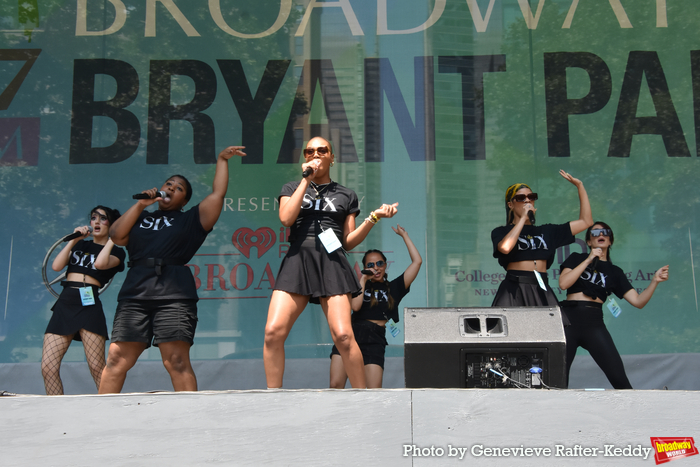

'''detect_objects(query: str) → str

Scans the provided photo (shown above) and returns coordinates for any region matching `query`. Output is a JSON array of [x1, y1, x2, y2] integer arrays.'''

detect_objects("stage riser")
[[2, 389, 698, 466]]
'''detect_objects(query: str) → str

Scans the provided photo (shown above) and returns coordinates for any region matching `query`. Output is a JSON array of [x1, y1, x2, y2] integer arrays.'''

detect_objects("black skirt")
[[45, 285, 109, 340], [275, 236, 361, 304], [492, 271, 569, 325], [491, 270, 560, 307]]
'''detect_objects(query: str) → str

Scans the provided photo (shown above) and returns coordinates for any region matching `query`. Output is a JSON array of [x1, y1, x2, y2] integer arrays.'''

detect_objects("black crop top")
[[65, 240, 126, 286], [491, 223, 574, 269], [560, 252, 633, 301], [352, 273, 410, 323]]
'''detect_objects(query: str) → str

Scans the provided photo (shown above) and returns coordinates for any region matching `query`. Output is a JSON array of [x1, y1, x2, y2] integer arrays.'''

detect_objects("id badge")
[[533, 270, 547, 291], [388, 319, 400, 338], [318, 228, 342, 253], [606, 297, 622, 318], [79, 287, 96, 306]]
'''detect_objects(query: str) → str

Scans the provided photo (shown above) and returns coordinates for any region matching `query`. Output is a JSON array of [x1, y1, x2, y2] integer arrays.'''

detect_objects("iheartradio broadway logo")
[[232, 227, 278, 259], [650, 437, 698, 464]]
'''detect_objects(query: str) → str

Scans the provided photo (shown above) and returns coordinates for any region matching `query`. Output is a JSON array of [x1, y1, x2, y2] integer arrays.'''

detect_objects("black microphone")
[[63, 226, 92, 242], [586, 256, 599, 273], [133, 191, 167, 200], [302, 167, 313, 178], [527, 211, 536, 225], [361, 269, 373, 275]]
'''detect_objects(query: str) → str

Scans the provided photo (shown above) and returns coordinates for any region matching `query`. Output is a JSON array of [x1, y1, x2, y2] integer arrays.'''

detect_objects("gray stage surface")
[[2, 388, 698, 466]]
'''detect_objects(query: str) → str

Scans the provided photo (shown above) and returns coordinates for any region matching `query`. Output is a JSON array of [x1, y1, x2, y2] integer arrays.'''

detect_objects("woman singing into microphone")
[[559, 222, 669, 388], [491, 170, 593, 308], [99, 146, 245, 393], [264, 136, 398, 389], [42, 206, 125, 395]]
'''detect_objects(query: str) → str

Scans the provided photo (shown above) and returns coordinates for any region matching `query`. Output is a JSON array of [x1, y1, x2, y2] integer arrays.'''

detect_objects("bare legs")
[[99, 341, 147, 394], [264, 290, 366, 389], [330, 356, 384, 389], [263, 291, 308, 388], [99, 340, 196, 393]]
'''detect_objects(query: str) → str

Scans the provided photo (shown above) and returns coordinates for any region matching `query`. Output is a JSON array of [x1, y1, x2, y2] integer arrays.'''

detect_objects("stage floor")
[[2, 387, 698, 466]]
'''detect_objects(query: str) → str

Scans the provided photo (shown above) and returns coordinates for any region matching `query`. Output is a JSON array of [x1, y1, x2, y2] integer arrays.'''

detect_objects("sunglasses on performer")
[[590, 228, 612, 237], [365, 261, 385, 269], [303, 146, 330, 156], [511, 193, 538, 202]]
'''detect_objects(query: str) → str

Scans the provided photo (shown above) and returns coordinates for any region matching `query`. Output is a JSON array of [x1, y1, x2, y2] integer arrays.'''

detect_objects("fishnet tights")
[[41, 330, 106, 395]]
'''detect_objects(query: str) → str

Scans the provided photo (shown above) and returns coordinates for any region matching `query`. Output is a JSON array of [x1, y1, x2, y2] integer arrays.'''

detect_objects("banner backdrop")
[[1, 0, 698, 366]]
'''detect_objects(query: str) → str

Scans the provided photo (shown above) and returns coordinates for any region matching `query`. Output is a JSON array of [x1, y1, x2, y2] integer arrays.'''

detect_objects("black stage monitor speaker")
[[404, 307, 566, 389]]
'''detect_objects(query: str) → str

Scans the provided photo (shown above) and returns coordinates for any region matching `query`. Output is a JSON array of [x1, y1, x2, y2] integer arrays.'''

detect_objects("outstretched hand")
[[560, 169, 583, 188], [373, 202, 399, 219], [220, 146, 246, 160], [392, 224, 408, 238]]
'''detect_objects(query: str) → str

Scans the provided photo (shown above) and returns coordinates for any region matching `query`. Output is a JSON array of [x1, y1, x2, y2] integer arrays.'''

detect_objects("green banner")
[[0, 0, 697, 365]]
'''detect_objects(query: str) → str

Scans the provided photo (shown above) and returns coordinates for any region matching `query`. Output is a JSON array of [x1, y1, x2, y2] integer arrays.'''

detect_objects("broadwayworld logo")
[[651, 437, 698, 465]]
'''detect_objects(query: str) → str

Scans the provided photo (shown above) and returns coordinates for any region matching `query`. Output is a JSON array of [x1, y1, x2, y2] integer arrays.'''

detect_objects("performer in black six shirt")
[[491, 170, 593, 310], [329, 224, 422, 388], [264, 136, 398, 389], [42, 205, 125, 395], [559, 222, 669, 388], [99, 146, 245, 393]]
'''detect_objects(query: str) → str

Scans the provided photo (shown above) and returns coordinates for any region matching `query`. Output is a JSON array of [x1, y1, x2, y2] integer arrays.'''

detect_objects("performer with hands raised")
[[491, 170, 593, 308], [42, 206, 125, 395], [559, 222, 669, 388], [264, 137, 397, 389], [99, 146, 245, 393], [329, 224, 422, 388]]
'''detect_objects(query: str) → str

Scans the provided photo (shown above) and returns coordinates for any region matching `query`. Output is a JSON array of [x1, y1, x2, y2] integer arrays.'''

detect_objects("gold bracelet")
[[370, 211, 379, 223]]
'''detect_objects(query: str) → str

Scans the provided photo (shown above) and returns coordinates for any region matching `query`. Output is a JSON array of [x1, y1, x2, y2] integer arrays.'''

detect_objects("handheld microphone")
[[586, 256, 599, 273], [302, 167, 313, 178], [63, 226, 92, 242], [527, 211, 536, 225], [361, 269, 373, 275], [133, 191, 167, 200]]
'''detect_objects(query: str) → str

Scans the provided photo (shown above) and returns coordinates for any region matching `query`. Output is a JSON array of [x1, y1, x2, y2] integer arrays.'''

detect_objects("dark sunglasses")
[[511, 193, 538, 202], [590, 228, 612, 237], [303, 146, 330, 156], [365, 261, 385, 269]]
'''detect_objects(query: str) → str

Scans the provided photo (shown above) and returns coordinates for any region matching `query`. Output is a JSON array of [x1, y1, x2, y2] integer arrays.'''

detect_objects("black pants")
[[561, 300, 632, 389]]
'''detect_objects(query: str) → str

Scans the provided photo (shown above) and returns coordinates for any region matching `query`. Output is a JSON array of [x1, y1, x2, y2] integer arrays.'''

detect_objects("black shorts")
[[330, 320, 388, 368], [111, 299, 198, 348]]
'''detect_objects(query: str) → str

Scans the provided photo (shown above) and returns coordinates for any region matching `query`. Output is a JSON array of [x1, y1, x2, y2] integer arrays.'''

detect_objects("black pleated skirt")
[[45, 285, 109, 340], [491, 270, 560, 307], [275, 237, 361, 304]]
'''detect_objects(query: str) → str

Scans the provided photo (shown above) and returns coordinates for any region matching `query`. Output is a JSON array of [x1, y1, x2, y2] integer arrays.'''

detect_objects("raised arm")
[[109, 194, 157, 246], [496, 213, 528, 255], [623, 265, 669, 308], [51, 226, 90, 271], [94, 239, 122, 270], [559, 248, 603, 290], [560, 170, 593, 236], [392, 225, 422, 288], [344, 203, 398, 251], [199, 146, 246, 231]]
